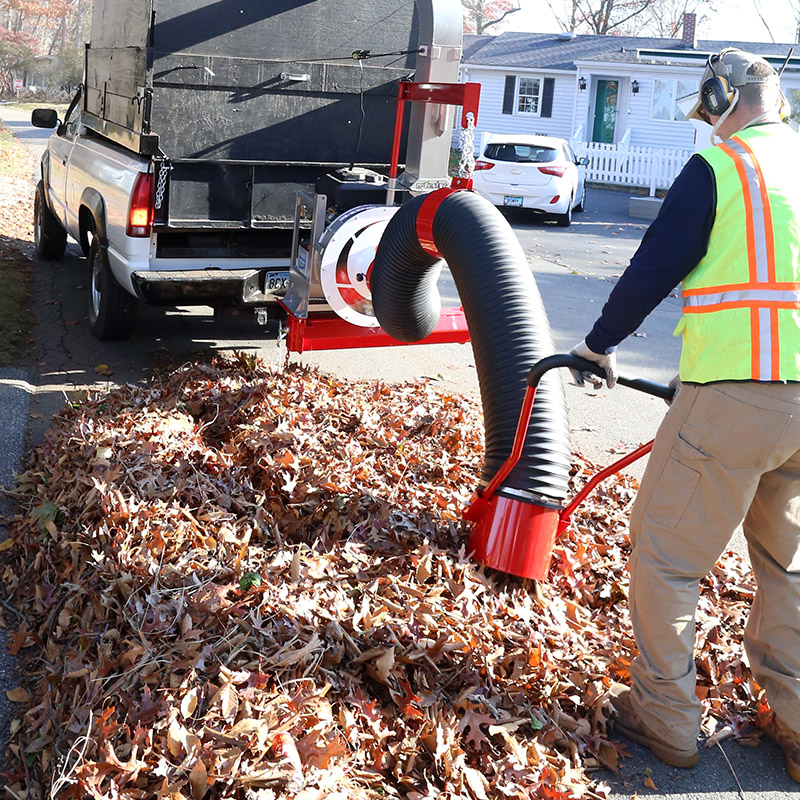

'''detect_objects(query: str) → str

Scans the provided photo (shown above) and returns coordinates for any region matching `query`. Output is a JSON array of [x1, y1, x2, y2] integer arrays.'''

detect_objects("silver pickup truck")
[[32, 89, 293, 341]]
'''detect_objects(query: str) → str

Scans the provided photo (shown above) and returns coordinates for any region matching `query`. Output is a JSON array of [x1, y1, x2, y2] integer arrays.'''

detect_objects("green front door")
[[592, 79, 619, 143]]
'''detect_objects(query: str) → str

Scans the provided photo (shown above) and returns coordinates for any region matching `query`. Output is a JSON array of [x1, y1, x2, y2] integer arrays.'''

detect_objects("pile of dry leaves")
[[1, 355, 761, 799]]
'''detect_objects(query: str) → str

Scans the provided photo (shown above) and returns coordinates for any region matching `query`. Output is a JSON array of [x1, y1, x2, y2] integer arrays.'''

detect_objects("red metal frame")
[[465, 382, 654, 579], [279, 303, 470, 354], [389, 81, 481, 191], [468, 495, 560, 581]]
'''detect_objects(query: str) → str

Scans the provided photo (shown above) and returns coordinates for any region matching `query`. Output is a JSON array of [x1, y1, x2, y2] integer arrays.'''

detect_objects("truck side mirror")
[[31, 108, 58, 129]]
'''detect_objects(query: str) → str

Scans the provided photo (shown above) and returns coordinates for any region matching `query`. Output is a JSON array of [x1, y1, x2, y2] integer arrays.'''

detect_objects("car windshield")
[[484, 144, 558, 163]]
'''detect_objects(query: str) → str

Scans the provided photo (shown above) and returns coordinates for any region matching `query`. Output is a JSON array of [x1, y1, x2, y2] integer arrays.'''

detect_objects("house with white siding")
[[458, 14, 800, 192]]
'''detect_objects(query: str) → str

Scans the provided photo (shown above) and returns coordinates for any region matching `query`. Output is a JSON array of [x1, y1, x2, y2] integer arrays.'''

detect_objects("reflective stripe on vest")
[[681, 126, 800, 382]]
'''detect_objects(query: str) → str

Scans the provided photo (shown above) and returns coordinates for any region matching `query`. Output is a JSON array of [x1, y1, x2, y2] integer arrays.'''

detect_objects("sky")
[[504, 1, 799, 44]]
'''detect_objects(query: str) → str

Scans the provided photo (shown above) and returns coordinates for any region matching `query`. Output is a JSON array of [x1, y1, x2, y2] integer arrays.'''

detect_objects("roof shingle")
[[462, 32, 800, 72]]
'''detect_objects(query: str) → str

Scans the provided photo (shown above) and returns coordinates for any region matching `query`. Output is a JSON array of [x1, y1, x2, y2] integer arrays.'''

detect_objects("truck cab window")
[[61, 90, 82, 139]]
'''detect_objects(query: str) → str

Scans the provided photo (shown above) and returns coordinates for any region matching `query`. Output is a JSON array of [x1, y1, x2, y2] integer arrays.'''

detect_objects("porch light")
[[579, 76, 587, 91], [631, 79, 640, 95]]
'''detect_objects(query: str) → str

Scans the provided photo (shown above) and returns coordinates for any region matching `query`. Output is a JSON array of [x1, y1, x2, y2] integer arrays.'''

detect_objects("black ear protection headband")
[[700, 53, 737, 118]]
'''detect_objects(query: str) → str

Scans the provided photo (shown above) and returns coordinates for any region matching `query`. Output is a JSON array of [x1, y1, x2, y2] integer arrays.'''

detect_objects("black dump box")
[[84, 0, 418, 227]]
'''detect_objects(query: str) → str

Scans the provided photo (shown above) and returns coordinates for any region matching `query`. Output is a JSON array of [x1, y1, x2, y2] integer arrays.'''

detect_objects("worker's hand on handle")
[[569, 340, 618, 389], [665, 374, 682, 406]]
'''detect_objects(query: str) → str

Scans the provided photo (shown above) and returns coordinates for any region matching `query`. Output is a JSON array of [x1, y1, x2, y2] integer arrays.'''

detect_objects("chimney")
[[682, 12, 697, 49]]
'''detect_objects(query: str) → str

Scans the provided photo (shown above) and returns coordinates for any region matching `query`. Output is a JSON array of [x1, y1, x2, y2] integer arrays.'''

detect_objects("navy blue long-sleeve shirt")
[[585, 155, 716, 355]]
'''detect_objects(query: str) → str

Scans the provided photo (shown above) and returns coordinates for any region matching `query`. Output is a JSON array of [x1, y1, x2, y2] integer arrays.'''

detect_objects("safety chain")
[[458, 112, 476, 179], [154, 160, 173, 211]]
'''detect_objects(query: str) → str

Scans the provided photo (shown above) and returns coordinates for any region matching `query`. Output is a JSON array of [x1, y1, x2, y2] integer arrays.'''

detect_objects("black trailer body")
[[84, 0, 418, 227]]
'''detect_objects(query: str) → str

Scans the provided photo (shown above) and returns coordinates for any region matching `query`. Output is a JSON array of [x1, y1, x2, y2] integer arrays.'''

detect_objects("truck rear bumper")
[[131, 268, 287, 307]]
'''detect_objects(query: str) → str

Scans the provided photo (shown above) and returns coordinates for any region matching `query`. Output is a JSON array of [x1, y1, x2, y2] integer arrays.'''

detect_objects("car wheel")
[[575, 185, 586, 213], [34, 181, 67, 261], [87, 239, 137, 340], [556, 198, 573, 227]]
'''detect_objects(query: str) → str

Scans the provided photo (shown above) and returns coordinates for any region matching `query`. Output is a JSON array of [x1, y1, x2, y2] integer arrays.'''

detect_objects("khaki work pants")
[[628, 381, 800, 748]]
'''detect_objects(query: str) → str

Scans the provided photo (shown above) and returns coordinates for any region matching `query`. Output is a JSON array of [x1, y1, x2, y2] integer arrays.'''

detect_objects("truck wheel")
[[34, 181, 67, 261], [87, 240, 137, 340]]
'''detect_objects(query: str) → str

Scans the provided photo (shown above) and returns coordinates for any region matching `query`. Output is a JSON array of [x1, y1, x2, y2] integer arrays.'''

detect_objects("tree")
[[544, 0, 655, 34], [0, 26, 36, 92], [543, 0, 713, 36], [628, 0, 715, 37], [462, 0, 522, 34], [0, 0, 90, 95]]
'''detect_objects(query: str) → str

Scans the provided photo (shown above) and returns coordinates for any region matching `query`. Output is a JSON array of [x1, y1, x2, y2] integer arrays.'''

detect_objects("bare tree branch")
[[545, 0, 714, 36], [751, 0, 777, 42], [462, 0, 522, 34]]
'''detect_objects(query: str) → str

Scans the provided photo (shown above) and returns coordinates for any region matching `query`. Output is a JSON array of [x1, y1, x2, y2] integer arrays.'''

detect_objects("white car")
[[471, 134, 588, 226]]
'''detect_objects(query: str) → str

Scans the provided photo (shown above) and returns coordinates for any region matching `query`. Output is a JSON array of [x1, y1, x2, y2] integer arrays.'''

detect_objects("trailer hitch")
[[465, 354, 675, 579]]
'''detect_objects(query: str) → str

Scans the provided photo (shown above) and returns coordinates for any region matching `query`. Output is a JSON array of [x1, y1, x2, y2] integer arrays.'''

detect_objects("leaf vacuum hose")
[[371, 189, 571, 506]]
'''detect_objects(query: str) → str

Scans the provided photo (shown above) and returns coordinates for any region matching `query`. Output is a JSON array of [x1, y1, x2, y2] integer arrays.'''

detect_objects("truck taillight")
[[127, 172, 154, 237]]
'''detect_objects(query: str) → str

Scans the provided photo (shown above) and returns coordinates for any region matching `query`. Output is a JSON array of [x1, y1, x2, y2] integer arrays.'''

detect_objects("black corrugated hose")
[[371, 190, 571, 503]]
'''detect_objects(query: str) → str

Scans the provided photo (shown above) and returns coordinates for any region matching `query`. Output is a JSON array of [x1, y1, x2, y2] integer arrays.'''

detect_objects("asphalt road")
[[0, 104, 796, 797]]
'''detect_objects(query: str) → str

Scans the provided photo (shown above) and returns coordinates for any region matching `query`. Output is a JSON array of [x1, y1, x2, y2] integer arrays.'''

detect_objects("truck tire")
[[87, 240, 137, 340], [34, 181, 67, 261]]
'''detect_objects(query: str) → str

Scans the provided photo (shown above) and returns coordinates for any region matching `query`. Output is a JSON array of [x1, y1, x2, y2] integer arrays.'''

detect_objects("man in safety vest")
[[571, 48, 800, 782]]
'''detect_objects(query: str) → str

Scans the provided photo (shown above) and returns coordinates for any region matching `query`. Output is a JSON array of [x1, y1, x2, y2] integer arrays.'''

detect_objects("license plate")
[[266, 271, 290, 292], [504, 196, 523, 207]]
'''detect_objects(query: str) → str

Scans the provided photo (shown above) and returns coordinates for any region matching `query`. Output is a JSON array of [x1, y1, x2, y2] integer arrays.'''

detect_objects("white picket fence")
[[572, 140, 693, 196]]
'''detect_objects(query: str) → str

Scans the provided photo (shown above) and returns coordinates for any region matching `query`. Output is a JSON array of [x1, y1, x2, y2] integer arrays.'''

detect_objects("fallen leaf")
[[6, 687, 29, 703]]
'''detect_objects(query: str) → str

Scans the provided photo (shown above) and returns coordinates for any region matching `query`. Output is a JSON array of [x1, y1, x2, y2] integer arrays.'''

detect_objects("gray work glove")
[[569, 340, 618, 389], [665, 374, 682, 406]]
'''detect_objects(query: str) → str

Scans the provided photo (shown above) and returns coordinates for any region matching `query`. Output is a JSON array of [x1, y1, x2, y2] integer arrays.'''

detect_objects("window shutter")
[[541, 77, 555, 118], [502, 75, 516, 114]]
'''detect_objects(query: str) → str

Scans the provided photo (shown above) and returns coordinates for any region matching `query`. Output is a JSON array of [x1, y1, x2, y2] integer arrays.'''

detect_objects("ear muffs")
[[700, 75, 736, 117]]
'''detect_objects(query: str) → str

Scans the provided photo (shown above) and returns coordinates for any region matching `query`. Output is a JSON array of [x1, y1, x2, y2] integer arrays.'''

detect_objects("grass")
[[0, 119, 35, 365], [0, 256, 33, 367], [2, 100, 69, 114]]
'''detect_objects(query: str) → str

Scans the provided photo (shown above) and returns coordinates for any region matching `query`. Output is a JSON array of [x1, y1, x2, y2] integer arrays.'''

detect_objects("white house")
[[458, 14, 800, 192]]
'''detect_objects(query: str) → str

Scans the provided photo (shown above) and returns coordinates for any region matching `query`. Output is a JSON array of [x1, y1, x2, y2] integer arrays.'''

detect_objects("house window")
[[651, 79, 696, 121], [517, 77, 542, 114], [503, 75, 555, 118]]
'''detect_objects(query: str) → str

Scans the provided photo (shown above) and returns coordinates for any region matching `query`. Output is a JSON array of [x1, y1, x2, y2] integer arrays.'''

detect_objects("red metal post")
[[555, 440, 654, 537], [463, 386, 537, 522]]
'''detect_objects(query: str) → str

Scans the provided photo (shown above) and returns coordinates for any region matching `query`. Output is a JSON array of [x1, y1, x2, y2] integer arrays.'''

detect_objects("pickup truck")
[[32, 89, 292, 340]]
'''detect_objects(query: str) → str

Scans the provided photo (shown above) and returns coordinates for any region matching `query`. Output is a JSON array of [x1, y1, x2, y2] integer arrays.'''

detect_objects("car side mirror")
[[31, 108, 58, 129], [577, 157, 589, 166]]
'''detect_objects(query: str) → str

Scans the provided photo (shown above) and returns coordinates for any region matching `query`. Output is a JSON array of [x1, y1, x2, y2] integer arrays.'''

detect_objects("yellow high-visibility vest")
[[676, 123, 800, 382]]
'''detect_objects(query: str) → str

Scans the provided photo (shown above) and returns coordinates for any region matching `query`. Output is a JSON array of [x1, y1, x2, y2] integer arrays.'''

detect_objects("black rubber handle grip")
[[526, 354, 675, 402]]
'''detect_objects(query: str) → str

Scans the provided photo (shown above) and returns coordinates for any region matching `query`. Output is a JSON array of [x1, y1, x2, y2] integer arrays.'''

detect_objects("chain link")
[[154, 160, 172, 210], [458, 112, 476, 179]]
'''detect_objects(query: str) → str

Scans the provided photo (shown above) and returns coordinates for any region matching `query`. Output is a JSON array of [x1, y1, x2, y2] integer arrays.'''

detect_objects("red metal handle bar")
[[471, 356, 673, 510], [555, 439, 653, 538]]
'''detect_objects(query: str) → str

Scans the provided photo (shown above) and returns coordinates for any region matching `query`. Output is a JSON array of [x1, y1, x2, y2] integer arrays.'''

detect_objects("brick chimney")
[[682, 12, 697, 49]]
